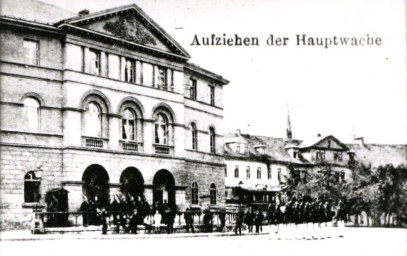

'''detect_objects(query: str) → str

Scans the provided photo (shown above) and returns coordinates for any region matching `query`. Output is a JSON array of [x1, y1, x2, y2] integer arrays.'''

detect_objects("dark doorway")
[[153, 169, 175, 209], [120, 167, 144, 200], [82, 164, 110, 207]]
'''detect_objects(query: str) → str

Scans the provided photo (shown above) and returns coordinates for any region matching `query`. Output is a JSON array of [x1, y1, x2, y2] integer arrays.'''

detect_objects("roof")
[[298, 134, 349, 150], [0, 0, 75, 25], [223, 132, 305, 165], [56, 4, 190, 59], [185, 63, 229, 85], [347, 143, 407, 168]]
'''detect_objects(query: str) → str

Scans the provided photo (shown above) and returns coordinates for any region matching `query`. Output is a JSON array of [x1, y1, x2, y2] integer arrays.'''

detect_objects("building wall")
[[224, 159, 270, 187], [0, 145, 63, 230]]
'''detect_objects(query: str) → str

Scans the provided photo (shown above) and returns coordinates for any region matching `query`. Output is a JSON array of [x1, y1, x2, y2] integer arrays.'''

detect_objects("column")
[[109, 115, 120, 150]]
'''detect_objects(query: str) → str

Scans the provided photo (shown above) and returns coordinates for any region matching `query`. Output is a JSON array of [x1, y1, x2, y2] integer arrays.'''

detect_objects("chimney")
[[236, 129, 241, 135], [79, 9, 90, 16], [317, 133, 321, 138]]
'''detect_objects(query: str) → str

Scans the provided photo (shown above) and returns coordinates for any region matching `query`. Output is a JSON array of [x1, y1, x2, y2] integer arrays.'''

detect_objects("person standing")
[[245, 209, 254, 233], [219, 209, 226, 232], [128, 208, 139, 234], [235, 210, 244, 236], [255, 210, 264, 234], [203, 209, 213, 233], [99, 207, 108, 235], [184, 208, 194, 233], [268, 201, 276, 225], [154, 210, 162, 234], [165, 205, 175, 234], [80, 197, 90, 227]]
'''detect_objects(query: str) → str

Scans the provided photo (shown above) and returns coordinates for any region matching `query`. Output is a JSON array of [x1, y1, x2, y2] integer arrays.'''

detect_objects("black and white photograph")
[[0, 0, 406, 255]]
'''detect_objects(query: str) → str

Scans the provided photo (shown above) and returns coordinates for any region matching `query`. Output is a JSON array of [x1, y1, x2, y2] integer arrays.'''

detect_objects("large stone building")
[[0, 0, 229, 230]]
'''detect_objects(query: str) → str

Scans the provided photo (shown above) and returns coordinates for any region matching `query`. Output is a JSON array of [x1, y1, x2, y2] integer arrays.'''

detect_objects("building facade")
[[0, 0, 228, 230]]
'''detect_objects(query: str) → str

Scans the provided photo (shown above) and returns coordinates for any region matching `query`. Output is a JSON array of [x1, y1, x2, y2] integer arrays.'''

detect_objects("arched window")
[[210, 183, 216, 205], [23, 97, 40, 132], [122, 108, 136, 141], [24, 171, 40, 203], [209, 127, 216, 153], [191, 182, 198, 204], [85, 102, 102, 137], [191, 122, 197, 150], [155, 113, 168, 145]]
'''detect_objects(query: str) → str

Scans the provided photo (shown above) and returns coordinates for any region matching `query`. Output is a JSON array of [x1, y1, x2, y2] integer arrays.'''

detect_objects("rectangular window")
[[157, 66, 167, 90], [190, 78, 197, 100], [316, 150, 325, 160], [257, 167, 261, 179], [268, 168, 272, 180], [236, 144, 240, 153], [23, 39, 39, 65], [246, 166, 250, 178], [124, 58, 135, 83], [234, 165, 239, 178], [278, 168, 282, 182], [209, 85, 215, 106], [293, 151, 298, 158], [225, 167, 227, 177], [334, 152, 343, 161], [143, 63, 153, 86], [89, 49, 101, 75]]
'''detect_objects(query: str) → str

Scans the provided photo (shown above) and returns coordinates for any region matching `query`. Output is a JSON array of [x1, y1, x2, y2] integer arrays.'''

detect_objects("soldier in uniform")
[[128, 208, 139, 234], [275, 201, 284, 235], [109, 195, 121, 234], [245, 208, 254, 233], [79, 197, 90, 227], [219, 209, 226, 232], [184, 208, 194, 233], [203, 209, 213, 233], [268, 201, 276, 225], [99, 207, 108, 235], [165, 204, 175, 234], [255, 209, 264, 234], [235, 210, 244, 236]]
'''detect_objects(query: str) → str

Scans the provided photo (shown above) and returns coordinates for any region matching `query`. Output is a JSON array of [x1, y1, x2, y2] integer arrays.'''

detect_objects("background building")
[[0, 0, 228, 230]]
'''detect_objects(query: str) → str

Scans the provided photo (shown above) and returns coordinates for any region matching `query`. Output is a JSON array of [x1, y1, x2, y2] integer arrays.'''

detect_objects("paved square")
[[1, 228, 406, 256]]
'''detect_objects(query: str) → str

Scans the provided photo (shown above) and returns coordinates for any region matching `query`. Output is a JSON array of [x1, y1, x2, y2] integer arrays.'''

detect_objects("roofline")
[[58, 23, 190, 61], [0, 16, 62, 33], [223, 154, 309, 166], [56, 4, 191, 59], [185, 63, 229, 85], [300, 135, 349, 151]]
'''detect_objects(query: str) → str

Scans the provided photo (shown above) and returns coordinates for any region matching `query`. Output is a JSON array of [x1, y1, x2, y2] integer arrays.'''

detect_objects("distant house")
[[223, 128, 407, 206]]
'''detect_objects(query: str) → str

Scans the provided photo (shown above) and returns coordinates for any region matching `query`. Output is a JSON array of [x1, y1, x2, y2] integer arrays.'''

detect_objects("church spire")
[[286, 104, 292, 139]]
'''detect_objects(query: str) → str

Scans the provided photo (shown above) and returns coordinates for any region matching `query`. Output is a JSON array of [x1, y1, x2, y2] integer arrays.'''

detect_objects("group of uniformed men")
[[79, 194, 348, 237]]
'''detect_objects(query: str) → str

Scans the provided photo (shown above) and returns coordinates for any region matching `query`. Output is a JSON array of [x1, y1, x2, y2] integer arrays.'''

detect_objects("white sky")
[[41, 0, 407, 144]]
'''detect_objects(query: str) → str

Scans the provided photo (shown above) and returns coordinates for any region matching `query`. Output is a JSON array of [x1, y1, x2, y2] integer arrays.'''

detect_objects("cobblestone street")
[[1, 227, 406, 256]]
